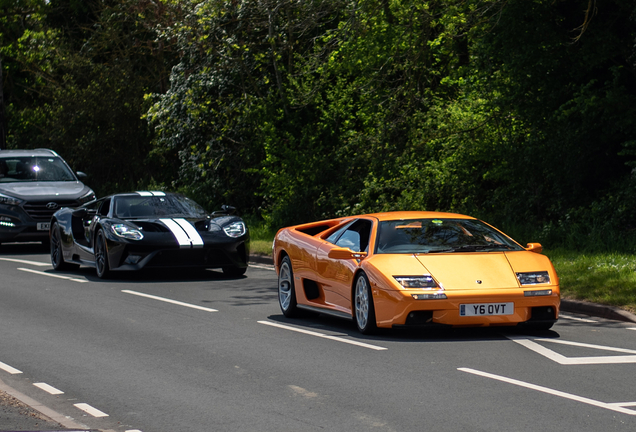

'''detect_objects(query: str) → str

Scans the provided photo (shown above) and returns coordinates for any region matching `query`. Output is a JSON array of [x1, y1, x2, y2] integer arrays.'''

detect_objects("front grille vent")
[[23, 200, 79, 221]]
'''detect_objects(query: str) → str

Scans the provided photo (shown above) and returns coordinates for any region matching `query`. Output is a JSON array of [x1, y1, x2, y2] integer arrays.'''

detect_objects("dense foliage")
[[2, 0, 636, 250]]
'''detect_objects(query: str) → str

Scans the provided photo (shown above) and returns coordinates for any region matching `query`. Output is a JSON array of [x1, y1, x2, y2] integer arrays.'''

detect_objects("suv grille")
[[23, 200, 79, 221]]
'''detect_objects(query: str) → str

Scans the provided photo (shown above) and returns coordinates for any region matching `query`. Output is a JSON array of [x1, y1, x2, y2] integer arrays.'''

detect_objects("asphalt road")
[[1, 244, 636, 432]]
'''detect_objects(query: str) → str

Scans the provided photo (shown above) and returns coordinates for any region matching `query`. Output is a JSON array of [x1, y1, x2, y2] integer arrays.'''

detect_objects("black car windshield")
[[0, 157, 76, 182], [376, 218, 523, 254], [113, 195, 207, 218]]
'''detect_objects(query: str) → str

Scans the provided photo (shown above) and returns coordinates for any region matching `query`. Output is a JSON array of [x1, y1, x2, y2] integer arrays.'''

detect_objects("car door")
[[315, 218, 374, 314]]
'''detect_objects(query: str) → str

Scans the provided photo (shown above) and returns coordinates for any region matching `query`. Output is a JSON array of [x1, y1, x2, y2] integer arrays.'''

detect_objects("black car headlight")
[[111, 224, 144, 240], [223, 221, 246, 238], [0, 193, 24, 206], [517, 271, 550, 285], [394, 275, 439, 289]]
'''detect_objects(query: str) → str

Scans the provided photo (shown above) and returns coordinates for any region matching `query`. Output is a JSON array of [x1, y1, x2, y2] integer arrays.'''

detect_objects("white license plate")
[[37, 222, 50, 231], [460, 302, 513, 316]]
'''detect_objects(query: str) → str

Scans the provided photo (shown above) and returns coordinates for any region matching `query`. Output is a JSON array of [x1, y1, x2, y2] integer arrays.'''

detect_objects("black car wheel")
[[354, 272, 377, 334], [222, 266, 247, 277], [95, 230, 111, 279], [50, 223, 79, 271], [278, 256, 300, 318]]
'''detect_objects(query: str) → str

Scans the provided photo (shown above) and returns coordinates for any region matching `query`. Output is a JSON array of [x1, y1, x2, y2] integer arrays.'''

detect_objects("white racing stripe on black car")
[[135, 191, 166, 197], [161, 218, 204, 248]]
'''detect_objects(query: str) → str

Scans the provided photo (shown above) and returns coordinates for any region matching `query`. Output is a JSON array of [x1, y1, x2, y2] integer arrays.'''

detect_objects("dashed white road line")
[[33, 382, 64, 395], [0, 361, 22, 375], [258, 320, 387, 351], [459, 367, 636, 416], [559, 313, 597, 323], [17, 267, 88, 283], [74, 403, 109, 418], [249, 263, 275, 271], [0, 257, 50, 267], [628, 328, 636, 331], [122, 290, 218, 312]]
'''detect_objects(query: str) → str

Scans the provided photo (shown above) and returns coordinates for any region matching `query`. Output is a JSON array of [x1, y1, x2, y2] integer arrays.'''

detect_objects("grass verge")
[[545, 248, 636, 313]]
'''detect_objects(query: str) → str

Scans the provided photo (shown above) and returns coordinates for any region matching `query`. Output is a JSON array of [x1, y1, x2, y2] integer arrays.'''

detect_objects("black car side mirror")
[[72, 208, 88, 218], [76, 171, 87, 179], [213, 205, 236, 216]]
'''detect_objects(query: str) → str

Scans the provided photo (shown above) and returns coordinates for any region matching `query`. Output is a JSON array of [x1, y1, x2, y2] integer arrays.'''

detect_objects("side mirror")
[[525, 243, 543, 254], [328, 247, 368, 260], [72, 208, 88, 218], [212, 205, 236, 216], [76, 171, 87, 179]]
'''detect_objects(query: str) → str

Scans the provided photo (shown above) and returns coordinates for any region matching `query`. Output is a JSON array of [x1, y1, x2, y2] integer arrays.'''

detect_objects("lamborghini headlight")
[[394, 275, 439, 289], [0, 193, 24, 206], [223, 221, 246, 238], [112, 224, 144, 240], [517, 271, 550, 285]]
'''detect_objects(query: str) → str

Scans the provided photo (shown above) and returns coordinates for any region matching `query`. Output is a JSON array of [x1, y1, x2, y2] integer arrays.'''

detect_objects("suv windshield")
[[113, 195, 207, 218], [0, 157, 76, 182], [376, 218, 523, 254]]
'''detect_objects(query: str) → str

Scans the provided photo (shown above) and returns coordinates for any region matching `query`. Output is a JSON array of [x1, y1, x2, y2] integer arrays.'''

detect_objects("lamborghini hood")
[[415, 253, 519, 290], [368, 252, 526, 290]]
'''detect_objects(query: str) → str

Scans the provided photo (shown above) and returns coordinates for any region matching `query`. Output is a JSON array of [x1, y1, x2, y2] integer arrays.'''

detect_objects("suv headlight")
[[517, 271, 550, 285], [223, 221, 246, 238], [111, 224, 144, 240], [0, 193, 24, 206], [79, 190, 96, 203]]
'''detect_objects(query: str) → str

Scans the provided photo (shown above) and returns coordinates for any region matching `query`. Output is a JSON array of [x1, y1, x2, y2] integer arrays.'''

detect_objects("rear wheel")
[[50, 223, 79, 271], [278, 256, 299, 318], [95, 230, 111, 279], [354, 272, 377, 334]]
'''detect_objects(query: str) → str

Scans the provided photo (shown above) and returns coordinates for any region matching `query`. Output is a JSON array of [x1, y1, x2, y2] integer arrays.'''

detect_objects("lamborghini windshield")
[[0, 156, 76, 182], [114, 195, 207, 218], [376, 218, 523, 254]]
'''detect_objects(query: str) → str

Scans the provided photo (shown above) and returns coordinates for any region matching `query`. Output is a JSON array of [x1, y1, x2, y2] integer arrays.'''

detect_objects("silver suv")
[[0, 149, 95, 245]]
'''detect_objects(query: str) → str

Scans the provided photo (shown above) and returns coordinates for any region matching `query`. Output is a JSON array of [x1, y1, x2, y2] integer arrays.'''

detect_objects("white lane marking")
[[559, 313, 598, 323], [535, 338, 636, 354], [628, 328, 636, 331], [0, 257, 50, 267], [17, 268, 88, 283], [126, 430, 143, 432], [172, 218, 204, 247], [248, 264, 275, 271], [161, 218, 193, 247], [74, 403, 109, 418], [509, 337, 636, 365], [33, 382, 64, 395], [0, 361, 22, 374], [122, 290, 217, 312], [459, 367, 636, 416], [258, 320, 387, 351]]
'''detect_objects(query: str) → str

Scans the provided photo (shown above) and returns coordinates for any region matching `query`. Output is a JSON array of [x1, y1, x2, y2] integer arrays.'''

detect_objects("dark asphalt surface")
[[1, 253, 635, 432]]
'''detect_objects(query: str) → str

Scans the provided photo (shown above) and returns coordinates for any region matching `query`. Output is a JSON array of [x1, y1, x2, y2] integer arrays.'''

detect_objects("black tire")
[[278, 256, 300, 318], [95, 230, 111, 279], [222, 266, 247, 277], [354, 272, 377, 334], [50, 223, 79, 271]]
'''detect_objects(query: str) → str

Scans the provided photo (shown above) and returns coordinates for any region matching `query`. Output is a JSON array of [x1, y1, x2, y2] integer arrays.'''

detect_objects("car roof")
[[362, 211, 476, 221], [0, 148, 60, 158]]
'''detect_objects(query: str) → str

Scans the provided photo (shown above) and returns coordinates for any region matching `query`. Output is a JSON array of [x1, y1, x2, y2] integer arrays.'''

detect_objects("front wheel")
[[354, 272, 377, 334], [278, 256, 299, 318], [50, 223, 79, 271], [95, 230, 111, 279]]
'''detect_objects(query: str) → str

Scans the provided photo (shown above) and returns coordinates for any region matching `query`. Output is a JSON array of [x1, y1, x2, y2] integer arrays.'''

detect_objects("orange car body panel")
[[274, 211, 560, 329]]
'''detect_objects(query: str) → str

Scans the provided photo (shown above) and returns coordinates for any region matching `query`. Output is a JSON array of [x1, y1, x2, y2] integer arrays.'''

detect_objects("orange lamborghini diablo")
[[273, 211, 559, 334]]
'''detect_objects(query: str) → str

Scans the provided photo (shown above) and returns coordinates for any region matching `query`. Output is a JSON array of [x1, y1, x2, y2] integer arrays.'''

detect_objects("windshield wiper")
[[426, 244, 514, 253]]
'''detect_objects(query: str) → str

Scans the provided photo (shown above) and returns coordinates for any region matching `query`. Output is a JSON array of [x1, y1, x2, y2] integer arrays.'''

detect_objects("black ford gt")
[[49, 191, 249, 278]]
